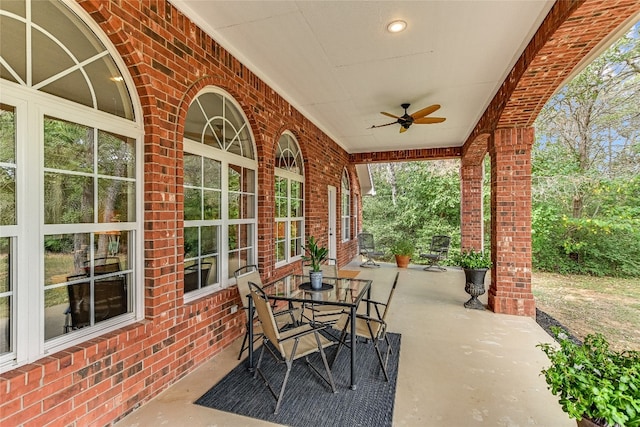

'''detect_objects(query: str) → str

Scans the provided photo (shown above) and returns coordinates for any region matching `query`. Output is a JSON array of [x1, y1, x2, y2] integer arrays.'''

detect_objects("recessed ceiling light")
[[110, 76, 124, 82], [387, 20, 407, 33]]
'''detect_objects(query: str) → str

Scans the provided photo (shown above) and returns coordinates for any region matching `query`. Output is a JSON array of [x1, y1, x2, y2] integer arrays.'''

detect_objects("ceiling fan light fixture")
[[387, 20, 407, 33]]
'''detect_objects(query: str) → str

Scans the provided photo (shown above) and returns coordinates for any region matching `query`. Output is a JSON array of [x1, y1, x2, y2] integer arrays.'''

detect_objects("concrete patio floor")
[[115, 261, 573, 427]]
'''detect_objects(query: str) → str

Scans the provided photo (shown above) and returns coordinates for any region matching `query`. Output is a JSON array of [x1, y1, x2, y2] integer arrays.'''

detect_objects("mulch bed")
[[536, 308, 582, 345]]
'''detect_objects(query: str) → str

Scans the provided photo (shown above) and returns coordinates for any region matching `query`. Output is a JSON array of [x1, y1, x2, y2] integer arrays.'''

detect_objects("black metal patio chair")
[[419, 235, 451, 271], [357, 232, 385, 268]]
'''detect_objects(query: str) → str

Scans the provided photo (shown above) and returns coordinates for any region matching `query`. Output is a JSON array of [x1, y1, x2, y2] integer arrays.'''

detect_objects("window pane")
[[0, 167, 16, 226], [98, 131, 135, 178], [183, 153, 201, 187], [44, 231, 129, 341], [203, 190, 220, 220], [0, 237, 9, 293], [228, 166, 240, 192], [44, 233, 89, 285], [201, 226, 218, 255], [0, 104, 16, 163], [184, 227, 198, 259], [44, 117, 94, 173], [276, 240, 285, 263], [203, 157, 221, 189], [242, 194, 255, 218], [0, 237, 10, 355], [92, 231, 129, 272], [228, 192, 239, 220], [184, 188, 201, 221], [98, 178, 135, 223], [44, 172, 94, 224], [0, 295, 9, 354], [290, 221, 303, 257]]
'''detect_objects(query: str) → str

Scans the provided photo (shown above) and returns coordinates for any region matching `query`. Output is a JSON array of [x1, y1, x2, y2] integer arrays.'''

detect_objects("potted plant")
[[302, 236, 328, 289], [451, 248, 492, 310], [538, 327, 640, 427], [390, 239, 415, 268]]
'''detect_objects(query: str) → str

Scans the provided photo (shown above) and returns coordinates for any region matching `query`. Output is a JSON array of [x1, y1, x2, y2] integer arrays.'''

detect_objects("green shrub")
[[538, 327, 640, 426]]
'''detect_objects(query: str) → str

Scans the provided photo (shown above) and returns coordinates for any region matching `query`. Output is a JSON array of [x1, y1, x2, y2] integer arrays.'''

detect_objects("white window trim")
[[0, 0, 144, 371], [182, 88, 258, 302]]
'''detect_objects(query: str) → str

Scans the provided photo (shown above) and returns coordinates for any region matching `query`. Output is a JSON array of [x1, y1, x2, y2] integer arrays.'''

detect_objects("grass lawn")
[[532, 272, 640, 352]]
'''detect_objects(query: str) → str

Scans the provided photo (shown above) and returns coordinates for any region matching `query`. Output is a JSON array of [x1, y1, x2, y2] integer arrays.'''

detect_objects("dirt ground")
[[532, 272, 640, 351]]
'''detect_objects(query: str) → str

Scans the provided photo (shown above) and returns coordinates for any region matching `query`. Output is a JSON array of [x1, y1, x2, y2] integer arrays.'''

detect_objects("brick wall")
[[0, 1, 358, 425]]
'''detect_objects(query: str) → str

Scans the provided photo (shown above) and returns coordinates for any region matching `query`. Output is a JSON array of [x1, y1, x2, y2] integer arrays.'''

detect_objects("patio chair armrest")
[[278, 323, 326, 342]]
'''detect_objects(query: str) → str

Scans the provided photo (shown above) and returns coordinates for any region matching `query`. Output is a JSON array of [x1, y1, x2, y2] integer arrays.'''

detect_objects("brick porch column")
[[488, 128, 535, 317], [460, 157, 484, 251]]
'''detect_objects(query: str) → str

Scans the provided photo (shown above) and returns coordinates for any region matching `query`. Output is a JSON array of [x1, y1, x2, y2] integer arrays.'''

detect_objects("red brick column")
[[488, 128, 535, 317], [460, 157, 484, 251]]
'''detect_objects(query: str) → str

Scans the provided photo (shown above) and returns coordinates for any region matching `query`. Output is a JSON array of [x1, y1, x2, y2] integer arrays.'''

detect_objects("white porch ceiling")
[[172, 1, 554, 154]]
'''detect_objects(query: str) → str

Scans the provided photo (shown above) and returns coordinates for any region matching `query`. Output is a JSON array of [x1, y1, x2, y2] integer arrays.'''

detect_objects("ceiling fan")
[[370, 103, 446, 133]]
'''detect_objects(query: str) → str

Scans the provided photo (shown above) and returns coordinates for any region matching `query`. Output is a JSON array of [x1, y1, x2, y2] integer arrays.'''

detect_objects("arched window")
[[0, 0, 142, 370], [183, 89, 257, 297], [275, 133, 304, 265], [341, 170, 351, 241]]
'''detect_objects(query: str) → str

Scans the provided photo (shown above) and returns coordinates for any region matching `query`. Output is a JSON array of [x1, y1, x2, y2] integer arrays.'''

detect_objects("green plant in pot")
[[390, 239, 414, 268], [302, 236, 328, 290], [538, 327, 640, 427], [451, 248, 492, 310]]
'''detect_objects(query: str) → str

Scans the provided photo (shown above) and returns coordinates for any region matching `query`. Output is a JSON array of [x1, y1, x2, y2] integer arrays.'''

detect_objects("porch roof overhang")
[[172, 0, 640, 164]]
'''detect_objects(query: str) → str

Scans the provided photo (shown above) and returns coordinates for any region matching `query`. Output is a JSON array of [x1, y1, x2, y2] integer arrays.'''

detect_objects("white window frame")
[[341, 170, 351, 242], [182, 88, 257, 302], [274, 132, 304, 267], [0, 0, 143, 372]]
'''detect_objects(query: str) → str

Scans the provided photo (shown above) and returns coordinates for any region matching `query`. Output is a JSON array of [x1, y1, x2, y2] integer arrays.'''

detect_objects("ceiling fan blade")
[[399, 126, 408, 133], [414, 117, 446, 124], [411, 104, 441, 119], [369, 121, 398, 129], [380, 111, 400, 119]]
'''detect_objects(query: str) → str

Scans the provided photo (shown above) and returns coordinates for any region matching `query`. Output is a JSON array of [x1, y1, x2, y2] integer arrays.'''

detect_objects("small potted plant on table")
[[390, 239, 415, 268], [538, 327, 640, 427], [302, 236, 328, 290], [451, 248, 492, 310]]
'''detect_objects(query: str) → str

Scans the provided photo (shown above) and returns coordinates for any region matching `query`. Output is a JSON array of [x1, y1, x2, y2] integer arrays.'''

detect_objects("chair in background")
[[84, 257, 121, 275], [419, 235, 451, 271], [332, 272, 400, 382], [65, 274, 127, 332], [234, 265, 298, 360], [184, 262, 212, 292], [249, 282, 336, 414], [357, 232, 385, 268]]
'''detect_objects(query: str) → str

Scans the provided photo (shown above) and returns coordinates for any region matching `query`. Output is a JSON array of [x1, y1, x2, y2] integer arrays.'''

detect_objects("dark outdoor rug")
[[195, 332, 401, 427]]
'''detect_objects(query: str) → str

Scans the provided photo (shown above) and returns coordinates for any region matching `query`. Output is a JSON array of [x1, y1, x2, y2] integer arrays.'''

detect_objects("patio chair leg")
[[316, 333, 337, 393], [330, 327, 349, 368], [274, 361, 292, 414], [373, 339, 389, 382], [237, 330, 249, 360]]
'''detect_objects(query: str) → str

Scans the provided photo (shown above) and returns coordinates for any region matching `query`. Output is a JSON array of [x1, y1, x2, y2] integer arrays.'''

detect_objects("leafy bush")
[[538, 327, 640, 426], [450, 249, 492, 269]]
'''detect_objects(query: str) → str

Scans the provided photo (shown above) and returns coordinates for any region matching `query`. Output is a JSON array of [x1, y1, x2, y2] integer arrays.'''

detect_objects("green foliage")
[[363, 161, 462, 259], [450, 249, 492, 269], [532, 203, 640, 277], [390, 239, 415, 256], [302, 236, 328, 272], [538, 327, 640, 426]]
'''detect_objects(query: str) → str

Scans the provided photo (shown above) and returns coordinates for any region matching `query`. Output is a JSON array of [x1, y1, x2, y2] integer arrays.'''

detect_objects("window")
[[0, 0, 141, 371], [183, 89, 257, 296], [341, 170, 351, 241], [275, 133, 304, 265]]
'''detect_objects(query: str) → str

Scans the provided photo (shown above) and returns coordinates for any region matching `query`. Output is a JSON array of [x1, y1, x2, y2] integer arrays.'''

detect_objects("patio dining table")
[[247, 273, 372, 390]]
